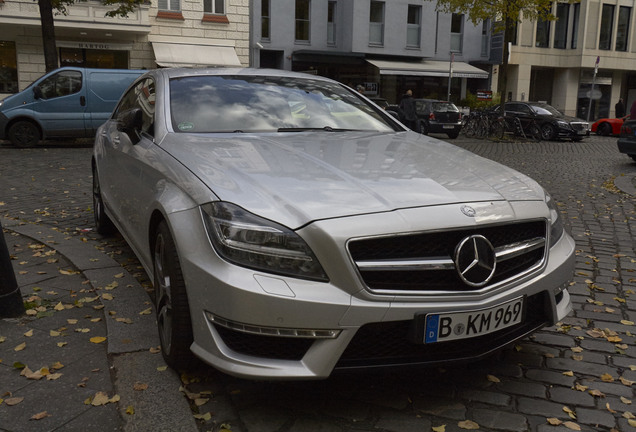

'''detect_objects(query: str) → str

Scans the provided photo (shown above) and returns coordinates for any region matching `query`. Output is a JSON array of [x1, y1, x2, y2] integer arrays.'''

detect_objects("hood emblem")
[[461, 205, 476, 217], [454, 235, 496, 287]]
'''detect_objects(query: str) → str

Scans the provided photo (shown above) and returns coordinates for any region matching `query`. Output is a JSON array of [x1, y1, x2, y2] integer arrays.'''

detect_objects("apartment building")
[[501, 0, 636, 119], [250, 0, 492, 104], [0, 0, 249, 98]]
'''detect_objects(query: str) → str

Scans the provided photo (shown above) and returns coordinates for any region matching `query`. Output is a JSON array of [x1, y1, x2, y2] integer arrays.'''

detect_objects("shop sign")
[[477, 90, 492, 100], [57, 41, 133, 51]]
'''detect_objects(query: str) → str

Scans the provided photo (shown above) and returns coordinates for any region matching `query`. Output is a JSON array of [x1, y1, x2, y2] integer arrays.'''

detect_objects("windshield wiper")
[[277, 126, 358, 132]]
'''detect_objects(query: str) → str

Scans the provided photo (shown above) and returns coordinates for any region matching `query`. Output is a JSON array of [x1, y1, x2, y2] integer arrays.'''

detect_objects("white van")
[[0, 67, 144, 147]]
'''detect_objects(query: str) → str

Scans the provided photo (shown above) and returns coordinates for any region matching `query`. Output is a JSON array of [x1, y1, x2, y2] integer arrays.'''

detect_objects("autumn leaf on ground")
[[574, 384, 588, 391], [139, 308, 152, 315], [563, 371, 574, 377], [600, 373, 615, 382], [149, 346, 161, 354], [30, 411, 50, 420], [4, 397, 24, 406], [47, 373, 63, 381], [486, 374, 500, 383], [126, 405, 135, 415], [563, 421, 581, 430], [458, 420, 479, 430], [54, 302, 64, 311], [157, 366, 168, 372], [90, 336, 107, 344], [588, 389, 605, 397], [14, 342, 26, 352], [133, 382, 148, 391], [194, 412, 212, 421], [90, 392, 119, 406], [49, 330, 61, 337], [620, 376, 636, 386], [59, 269, 79, 275], [563, 406, 576, 419], [621, 396, 632, 405], [624, 412, 636, 419], [101, 293, 114, 301], [432, 426, 446, 432], [547, 418, 562, 425], [0, 336, 6, 343]]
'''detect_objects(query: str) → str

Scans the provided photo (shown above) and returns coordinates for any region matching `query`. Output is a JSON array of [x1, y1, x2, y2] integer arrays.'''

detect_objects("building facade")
[[250, 0, 492, 104], [0, 0, 250, 98], [500, 0, 636, 119]]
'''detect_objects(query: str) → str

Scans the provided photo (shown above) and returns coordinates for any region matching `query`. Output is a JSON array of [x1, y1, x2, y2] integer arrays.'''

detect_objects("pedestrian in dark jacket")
[[399, 89, 418, 132], [615, 98, 625, 118]]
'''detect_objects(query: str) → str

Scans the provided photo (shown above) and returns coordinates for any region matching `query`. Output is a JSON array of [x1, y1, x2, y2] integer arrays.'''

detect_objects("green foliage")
[[459, 91, 500, 111], [47, 0, 145, 18], [432, 0, 560, 28]]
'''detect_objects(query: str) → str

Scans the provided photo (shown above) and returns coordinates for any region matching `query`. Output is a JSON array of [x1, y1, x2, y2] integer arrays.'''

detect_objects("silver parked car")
[[92, 68, 575, 379]]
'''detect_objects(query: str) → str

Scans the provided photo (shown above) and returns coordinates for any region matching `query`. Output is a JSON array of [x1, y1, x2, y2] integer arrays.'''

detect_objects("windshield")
[[169, 75, 396, 133], [431, 102, 459, 112], [531, 103, 561, 116]]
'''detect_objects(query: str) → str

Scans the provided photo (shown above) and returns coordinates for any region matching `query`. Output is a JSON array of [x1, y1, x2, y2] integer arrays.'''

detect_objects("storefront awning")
[[367, 59, 489, 79], [151, 42, 241, 67]]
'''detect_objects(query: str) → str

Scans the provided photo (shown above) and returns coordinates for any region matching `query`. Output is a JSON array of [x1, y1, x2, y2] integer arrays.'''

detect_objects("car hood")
[[160, 131, 545, 229]]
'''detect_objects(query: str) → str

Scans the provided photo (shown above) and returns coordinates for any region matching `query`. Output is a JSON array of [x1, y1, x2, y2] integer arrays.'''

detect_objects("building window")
[[0, 41, 18, 93], [481, 19, 489, 56], [60, 48, 128, 69], [571, 2, 580, 48], [554, 3, 569, 49], [261, 0, 270, 39], [406, 5, 421, 48], [616, 6, 630, 51], [158, 0, 180, 12], [450, 13, 463, 52], [369, 1, 385, 46], [327, 1, 336, 45], [295, 0, 310, 42], [535, 18, 550, 47], [204, 0, 224, 14], [599, 4, 615, 50]]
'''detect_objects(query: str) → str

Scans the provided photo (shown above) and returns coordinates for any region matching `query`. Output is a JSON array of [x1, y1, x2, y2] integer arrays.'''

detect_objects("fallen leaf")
[[57, 342, 67, 347], [621, 396, 632, 405], [486, 374, 500, 383], [67, 319, 78, 325], [49, 330, 61, 337], [620, 376, 635, 386], [4, 397, 24, 406], [30, 411, 51, 420], [588, 389, 605, 397], [629, 419, 636, 428], [458, 420, 479, 430], [563, 421, 581, 430], [571, 346, 583, 353], [133, 383, 148, 391], [14, 342, 26, 352], [157, 366, 168, 372], [89, 336, 107, 344], [624, 412, 635, 419], [562, 371, 574, 376], [24, 330, 34, 337], [102, 293, 114, 301], [139, 308, 152, 315], [0, 336, 6, 343], [600, 373, 615, 382], [193, 412, 212, 421], [547, 418, 562, 425], [126, 405, 135, 415], [54, 302, 64, 311], [47, 373, 63, 381], [621, 320, 635, 326], [91, 392, 110, 406]]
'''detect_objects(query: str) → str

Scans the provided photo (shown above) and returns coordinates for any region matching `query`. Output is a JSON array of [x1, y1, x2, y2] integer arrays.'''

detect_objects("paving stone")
[[575, 407, 617, 429], [547, 385, 596, 407], [516, 397, 567, 418], [524, 368, 576, 387], [470, 408, 527, 432]]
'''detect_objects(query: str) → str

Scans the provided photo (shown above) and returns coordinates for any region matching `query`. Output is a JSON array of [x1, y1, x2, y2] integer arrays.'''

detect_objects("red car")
[[592, 116, 629, 136]]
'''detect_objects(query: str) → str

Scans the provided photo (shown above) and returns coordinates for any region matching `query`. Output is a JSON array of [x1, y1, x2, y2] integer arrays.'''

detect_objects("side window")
[[38, 70, 82, 99], [114, 78, 155, 137]]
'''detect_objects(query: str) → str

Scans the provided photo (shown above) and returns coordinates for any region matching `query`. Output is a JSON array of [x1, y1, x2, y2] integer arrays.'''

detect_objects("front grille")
[[571, 122, 588, 132], [335, 291, 549, 369], [348, 220, 547, 294]]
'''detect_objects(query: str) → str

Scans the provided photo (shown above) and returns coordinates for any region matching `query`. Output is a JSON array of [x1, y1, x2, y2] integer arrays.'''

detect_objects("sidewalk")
[[0, 217, 197, 432]]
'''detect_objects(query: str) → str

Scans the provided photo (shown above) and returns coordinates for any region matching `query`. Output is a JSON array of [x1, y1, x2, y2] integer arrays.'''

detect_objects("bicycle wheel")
[[527, 123, 542, 142], [462, 118, 476, 137], [488, 118, 505, 140]]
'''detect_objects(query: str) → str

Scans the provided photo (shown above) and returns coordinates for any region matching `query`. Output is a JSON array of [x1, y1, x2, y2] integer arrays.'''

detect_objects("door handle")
[[80, 96, 86, 106]]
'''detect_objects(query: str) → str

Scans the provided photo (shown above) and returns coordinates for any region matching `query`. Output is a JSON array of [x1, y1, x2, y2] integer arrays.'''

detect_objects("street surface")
[[1, 133, 635, 432]]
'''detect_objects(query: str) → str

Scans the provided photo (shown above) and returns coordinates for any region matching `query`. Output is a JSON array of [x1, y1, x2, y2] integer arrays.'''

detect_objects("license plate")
[[442, 125, 455, 129], [424, 297, 524, 343]]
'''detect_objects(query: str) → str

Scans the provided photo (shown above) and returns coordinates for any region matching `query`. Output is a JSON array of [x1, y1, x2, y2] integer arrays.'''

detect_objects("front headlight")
[[546, 192, 564, 247], [557, 120, 570, 129], [201, 202, 329, 282]]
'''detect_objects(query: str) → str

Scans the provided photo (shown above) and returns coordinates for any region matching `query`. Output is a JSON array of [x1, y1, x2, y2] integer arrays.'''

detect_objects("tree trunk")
[[498, 18, 513, 112], [38, 0, 58, 72]]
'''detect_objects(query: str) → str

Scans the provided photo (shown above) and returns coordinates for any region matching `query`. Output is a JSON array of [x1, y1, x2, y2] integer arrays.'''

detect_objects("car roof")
[[149, 67, 338, 83]]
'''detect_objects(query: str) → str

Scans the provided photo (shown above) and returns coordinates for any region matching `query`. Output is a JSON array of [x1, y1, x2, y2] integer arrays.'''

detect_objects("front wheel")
[[541, 123, 556, 141], [154, 221, 194, 370], [527, 123, 542, 142], [8, 121, 40, 148], [92, 167, 116, 235], [419, 120, 429, 135], [597, 123, 612, 136]]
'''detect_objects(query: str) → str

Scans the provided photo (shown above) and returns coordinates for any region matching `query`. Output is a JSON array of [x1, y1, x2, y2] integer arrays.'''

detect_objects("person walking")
[[615, 98, 625, 118], [399, 89, 418, 132]]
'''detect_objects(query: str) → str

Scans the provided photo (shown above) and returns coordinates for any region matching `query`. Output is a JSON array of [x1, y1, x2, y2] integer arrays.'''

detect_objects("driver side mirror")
[[117, 108, 143, 143], [33, 86, 43, 100]]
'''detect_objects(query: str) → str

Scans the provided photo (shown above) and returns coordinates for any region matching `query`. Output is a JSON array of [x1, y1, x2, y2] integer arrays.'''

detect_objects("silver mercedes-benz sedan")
[[92, 68, 575, 379]]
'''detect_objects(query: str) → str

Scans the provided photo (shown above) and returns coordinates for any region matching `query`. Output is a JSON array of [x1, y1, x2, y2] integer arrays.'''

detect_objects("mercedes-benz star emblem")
[[460, 205, 476, 217], [454, 235, 496, 287]]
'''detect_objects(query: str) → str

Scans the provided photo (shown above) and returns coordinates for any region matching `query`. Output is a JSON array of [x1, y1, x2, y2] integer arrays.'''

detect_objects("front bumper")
[[173, 204, 575, 380]]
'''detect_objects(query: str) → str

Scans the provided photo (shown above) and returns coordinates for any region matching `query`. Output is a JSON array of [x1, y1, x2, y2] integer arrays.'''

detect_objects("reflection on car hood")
[[161, 131, 544, 228]]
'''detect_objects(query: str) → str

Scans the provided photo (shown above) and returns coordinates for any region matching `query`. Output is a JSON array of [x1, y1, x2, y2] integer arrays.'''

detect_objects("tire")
[[420, 120, 429, 135], [8, 121, 40, 148], [488, 119, 505, 140], [92, 166, 116, 235], [446, 131, 459, 139], [541, 123, 556, 141], [154, 221, 194, 370], [597, 123, 612, 136], [528, 123, 542, 142]]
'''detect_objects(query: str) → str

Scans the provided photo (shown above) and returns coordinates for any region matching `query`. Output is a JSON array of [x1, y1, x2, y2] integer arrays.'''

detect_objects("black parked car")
[[414, 99, 462, 139], [497, 102, 589, 141], [617, 119, 636, 162]]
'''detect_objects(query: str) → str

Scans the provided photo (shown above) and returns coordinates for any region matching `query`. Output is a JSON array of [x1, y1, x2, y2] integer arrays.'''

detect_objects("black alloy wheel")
[[8, 121, 40, 148], [92, 167, 116, 235], [154, 221, 194, 369], [597, 123, 612, 136], [541, 123, 556, 141]]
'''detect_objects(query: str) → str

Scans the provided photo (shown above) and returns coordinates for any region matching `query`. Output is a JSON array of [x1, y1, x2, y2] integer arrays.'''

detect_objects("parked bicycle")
[[503, 115, 542, 142], [461, 109, 542, 142]]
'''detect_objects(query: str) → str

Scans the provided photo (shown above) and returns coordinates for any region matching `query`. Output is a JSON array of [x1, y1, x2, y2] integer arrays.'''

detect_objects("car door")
[[99, 77, 157, 252], [33, 69, 87, 137], [505, 103, 534, 129]]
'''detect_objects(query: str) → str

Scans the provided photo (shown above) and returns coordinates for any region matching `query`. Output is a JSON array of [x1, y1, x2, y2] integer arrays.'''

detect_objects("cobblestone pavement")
[[1, 134, 635, 432]]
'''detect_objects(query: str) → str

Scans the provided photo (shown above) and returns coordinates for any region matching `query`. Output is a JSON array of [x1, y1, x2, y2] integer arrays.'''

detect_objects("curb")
[[2, 217, 198, 432], [614, 173, 636, 196]]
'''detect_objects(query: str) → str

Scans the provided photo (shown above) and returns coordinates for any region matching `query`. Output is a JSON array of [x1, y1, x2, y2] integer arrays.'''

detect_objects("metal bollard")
[[0, 220, 25, 317]]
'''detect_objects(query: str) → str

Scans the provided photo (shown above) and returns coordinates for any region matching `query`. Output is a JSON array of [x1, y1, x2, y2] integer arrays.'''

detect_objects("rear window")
[[431, 102, 459, 112]]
